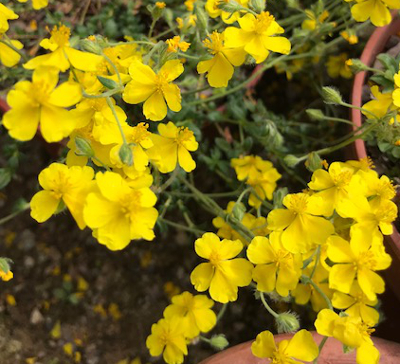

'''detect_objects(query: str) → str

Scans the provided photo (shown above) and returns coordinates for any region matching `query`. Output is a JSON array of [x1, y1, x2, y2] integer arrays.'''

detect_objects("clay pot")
[[198, 332, 400, 364], [350, 18, 400, 302]]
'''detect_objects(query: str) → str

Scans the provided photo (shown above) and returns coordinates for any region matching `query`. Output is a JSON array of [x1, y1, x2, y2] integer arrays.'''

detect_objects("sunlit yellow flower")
[[315, 309, 380, 364], [332, 281, 379, 325], [0, 268, 13, 281], [267, 193, 334, 253], [363, 86, 394, 119], [0, 4, 18, 34], [148, 122, 198, 173], [247, 233, 302, 297], [146, 318, 188, 364], [190, 232, 253, 303], [166, 36, 190, 53], [155, 1, 166, 8], [205, 0, 249, 24], [163, 292, 216, 339], [327, 229, 391, 300], [231, 155, 275, 181], [224, 11, 291, 64], [3, 67, 81, 142], [247, 167, 282, 208], [348, 0, 400, 27], [252, 329, 318, 363], [30, 163, 95, 229], [308, 162, 355, 216], [302, 9, 330, 30], [326, 53, 352, 79], [0, 38, 23, 67], [198, 31, 246, 88], [341, 30, 359, 44], [123, 60, 184, 121], [83, 171, 158, 250], [17, 0, 49, 10], [24, 25, 103, 72]]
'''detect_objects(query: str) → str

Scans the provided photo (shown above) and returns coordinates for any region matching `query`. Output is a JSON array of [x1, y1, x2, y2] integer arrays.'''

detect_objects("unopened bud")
[[97, 76, 119, 89], [306, 109, 325, 121], [273, 187, 288, 209], [79, 37, 103, 55], [232, 202, 246, 221], [322, 86, 344, 105], [119, 144, 133, 166], [74, 136, 94, 158], [194, 3, 208, 33], [210, 334, 229, 351], [284, 154, 301, 168], [305, 152, 323, 172], [345, 58, 368, 73], [149, 2, 166, 21], [249, 0, 266, 13], [275, 312, 300, 334], [219, 0, 242, 13]]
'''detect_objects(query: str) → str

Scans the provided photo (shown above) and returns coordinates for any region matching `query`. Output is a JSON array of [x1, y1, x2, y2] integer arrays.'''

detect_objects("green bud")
[[322, 86, 344, 105], [306, 109, 325, 121], [273, 187, 288, 209], [210, 335, 229, 351], [219, 0, 242, 13], [284, 154, 301, 168], [275, 312, 300, 334], [232, 202, 246, 221], [97, 76, 119, 90], [249, 0, 266, 12], [194, 3, 209, 33], [74, 136, 94, 158], [79, 38, 103, 55], [0, 257, 11, 273], [119, 144, 133, 166], [305, 152, 323, 172], [55, 199, 66, 214], [346, 59, 368, 73]]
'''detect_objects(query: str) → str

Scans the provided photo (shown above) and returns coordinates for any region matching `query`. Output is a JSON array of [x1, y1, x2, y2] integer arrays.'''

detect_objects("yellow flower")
[[308, 162, 355, 216], [341, 30, 359, 44], [224, 11, 291, 64], [163, 292, 216, 339], [315, 309, 380, 364], [349, 0, 400, 27], [0, 4, 18, 34], [251, 329, 318, 363], [326, 53, 352, 79], [0, 268, 13, 281], [231, 155, 275, 181], [190, 232, 253, 303], [3, 67, 82, 142], [332, 281, 379, 325], [247, 233, 302, 297], [146, 318, 188, 364], [109, 123, 154, 172], [212, 201, 269, 244], [197, 31, 247, 88], [166, 36, 190, 53], [184, 0, 195, 11], [155, 1, 166, 8], [247, 168, 282, 208], [327, 229, 391, 300], [148, 122, 198, 173], [24, 25, 103, 72], [0, 38, 23, 67], [30, 163, 95, 229], [17, 0, 49, 10], [83, 171, 158, 250], [363, 86, 394, 119], [267, 193, 334, 253], [123, 60, 184, 121], [302, 9, 330, 30]]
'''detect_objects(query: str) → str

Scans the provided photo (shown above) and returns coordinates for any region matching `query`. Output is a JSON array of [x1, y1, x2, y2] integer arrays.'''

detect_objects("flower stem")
[[0, 37, 28, 62], [260, 292, 279, 319], [313, 336, 329, 364], [106, 97, 128, 145]]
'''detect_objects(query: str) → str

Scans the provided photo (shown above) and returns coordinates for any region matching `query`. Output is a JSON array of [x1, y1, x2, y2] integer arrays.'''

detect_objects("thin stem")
[[106, 97, 128, 145], [309, 246, 321, 280], [0, 204, 29, 225], [0, 39, 28, 62], [217, 303, 228, 322], [102, 52, 123, 85], [157, 168, 179, 193], [148, 19, 157, 38], [92, 156, 111, 171], [340, 101, 379, 119], [302, 275, 333, 310], [260, 292, 279, 319], [158, 217, 205, 235], [313, 336, 329, 364]]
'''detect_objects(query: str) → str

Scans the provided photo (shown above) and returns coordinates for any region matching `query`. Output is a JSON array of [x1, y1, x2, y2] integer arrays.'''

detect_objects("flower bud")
[[232, 202, 246, 221], [284, 154, 301, 168], [74, 136, 94, 158], [79, 38, 103, 55], [345, 58, 368, 73], [210, 335, 229, 351], [306, 109, 325, 121], [305, 152, 323, 172], [273, 187, 288, 209], [219, 0, 242, 13], [97, 76, 119, 90], [275, 312, 300, 334], [119, 144, 133, 166], [194, 3, 208, 33], [249, 0, 266, 13], [322, 86, 343, 105]]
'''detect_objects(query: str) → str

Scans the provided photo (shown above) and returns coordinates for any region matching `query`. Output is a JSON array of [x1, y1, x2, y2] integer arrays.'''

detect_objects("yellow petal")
[[143, 91, 167, 121], [30, 190, 59, 222], [251, 330, 276, 359], [48, 81, 82, 108], [285, 330, 318, 362]]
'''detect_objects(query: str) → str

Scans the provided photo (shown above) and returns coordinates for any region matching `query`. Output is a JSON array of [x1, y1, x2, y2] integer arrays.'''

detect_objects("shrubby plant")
[[0, 1, 399, 364]]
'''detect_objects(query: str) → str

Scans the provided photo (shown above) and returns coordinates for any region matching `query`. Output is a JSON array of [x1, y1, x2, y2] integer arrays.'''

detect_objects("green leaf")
[[97, 76, 119, 90], [0, 168, 12, 189]]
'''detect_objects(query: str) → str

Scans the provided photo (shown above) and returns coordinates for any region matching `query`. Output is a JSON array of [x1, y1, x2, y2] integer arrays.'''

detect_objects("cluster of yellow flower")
[[0, 4, 23, 67], [148, 158, 397, 364]]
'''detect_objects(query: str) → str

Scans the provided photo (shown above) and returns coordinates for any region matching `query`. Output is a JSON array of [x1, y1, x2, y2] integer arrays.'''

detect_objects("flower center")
[[254, 12, 274, 35], [203, 31, 224, 55], [355, 251, 376, 270], [30, 80, 52, 105], [130, 123, 150, 144], [119, 190, 142, 218], [209, 250, 222, 266], [274, 249, 290, 267], [332, 170, 353, 190], [286, 194, 309, 214], [50, 24, 71, 47], [176, 127, 194, 146]]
